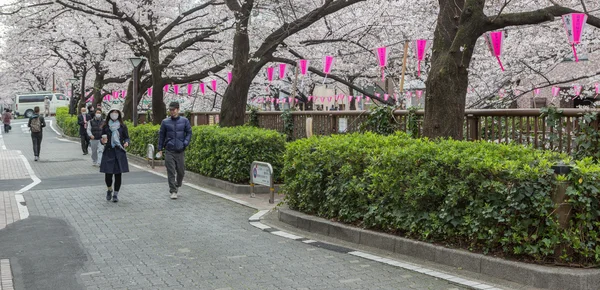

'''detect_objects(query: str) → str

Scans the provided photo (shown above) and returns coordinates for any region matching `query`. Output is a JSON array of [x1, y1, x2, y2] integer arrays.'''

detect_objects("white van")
[[14, 92, 70, 118]]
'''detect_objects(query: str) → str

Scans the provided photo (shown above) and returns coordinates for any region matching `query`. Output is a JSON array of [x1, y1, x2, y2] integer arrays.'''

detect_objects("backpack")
[[30, 117, 41, 133]]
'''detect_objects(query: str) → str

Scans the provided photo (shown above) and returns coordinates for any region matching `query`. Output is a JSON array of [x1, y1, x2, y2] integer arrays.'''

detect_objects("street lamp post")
[[67, 78, 78, 115], [129, 57, 147, 127]]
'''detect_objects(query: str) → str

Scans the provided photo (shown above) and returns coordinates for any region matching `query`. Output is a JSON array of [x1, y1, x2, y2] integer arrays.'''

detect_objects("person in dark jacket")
[[87, 108, 104, 166], [2, 108, 11, 133], [77, 107, 91, 155], [157, 102, 192, 200], [100, 107, 130, 203], [27, 106, 46, 161]]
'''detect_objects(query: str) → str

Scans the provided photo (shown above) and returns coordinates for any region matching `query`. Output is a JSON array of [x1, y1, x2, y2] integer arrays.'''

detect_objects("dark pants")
[[31, 132, 42, 157], [105, 173, 122, 192], [80, 134, 89, 154], [3, 124, 8, 133], [165, 151, 185, 193]]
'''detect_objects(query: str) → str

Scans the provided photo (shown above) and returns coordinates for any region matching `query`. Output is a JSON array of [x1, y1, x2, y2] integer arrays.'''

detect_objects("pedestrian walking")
[[87, 108, 104, 166], [2, 108, 11, 133], [100, 107, 130, 203], [44, 96, 50, 117], [77, 107, 91, 155], [157, 102, 192, 200], [28, 106, 46, 161]]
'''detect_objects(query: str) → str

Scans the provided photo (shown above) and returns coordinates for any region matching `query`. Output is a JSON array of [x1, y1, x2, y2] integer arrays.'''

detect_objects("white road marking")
[[47, 120, 62, 136]]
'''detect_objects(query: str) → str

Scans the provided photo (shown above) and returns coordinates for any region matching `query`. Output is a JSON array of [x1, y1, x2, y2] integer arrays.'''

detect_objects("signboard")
[[251, 162, 272, 187], [338, 118, 347, 133]]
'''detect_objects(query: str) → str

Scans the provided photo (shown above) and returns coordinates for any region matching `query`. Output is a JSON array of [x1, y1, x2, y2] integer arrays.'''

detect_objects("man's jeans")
[[165, 151, 185, 193], [90, 140, 103, 165]]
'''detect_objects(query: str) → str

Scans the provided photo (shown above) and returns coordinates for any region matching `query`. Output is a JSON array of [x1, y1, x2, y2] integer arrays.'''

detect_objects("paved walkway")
[[0, 118, 469, 290]]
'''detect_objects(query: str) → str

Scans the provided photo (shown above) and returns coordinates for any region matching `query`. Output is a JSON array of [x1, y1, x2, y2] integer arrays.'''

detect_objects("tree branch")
[[487, 5, 600, 30], [163, 60, 232, 85], [156, 0, 218, 41]]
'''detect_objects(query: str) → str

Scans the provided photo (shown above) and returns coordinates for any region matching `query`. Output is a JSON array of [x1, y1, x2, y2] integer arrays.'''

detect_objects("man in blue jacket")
[[157, 102, 192, 199]]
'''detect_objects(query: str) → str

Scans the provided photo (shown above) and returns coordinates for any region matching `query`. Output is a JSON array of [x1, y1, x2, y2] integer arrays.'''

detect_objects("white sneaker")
[[170, 193, 178, 199]]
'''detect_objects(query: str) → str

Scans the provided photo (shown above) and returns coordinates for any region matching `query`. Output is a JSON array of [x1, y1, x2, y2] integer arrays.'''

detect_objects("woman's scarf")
[[108, 119, 123, 149]]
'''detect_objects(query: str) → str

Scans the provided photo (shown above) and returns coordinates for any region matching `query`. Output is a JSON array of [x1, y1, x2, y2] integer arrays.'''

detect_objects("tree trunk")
[[149, 48, 166, 124], [122, 80, 135, 121], [77, 68, 88, 110], [220, 4, 253, 127], [92, 72, 105, 108], [422, 0, 484, 139]]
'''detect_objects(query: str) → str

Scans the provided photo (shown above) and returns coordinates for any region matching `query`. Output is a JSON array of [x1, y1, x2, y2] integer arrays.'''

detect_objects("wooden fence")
[[190, 109, 600, 154]]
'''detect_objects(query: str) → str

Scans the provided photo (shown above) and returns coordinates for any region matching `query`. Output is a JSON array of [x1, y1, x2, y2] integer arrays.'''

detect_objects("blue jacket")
[[158, 116, 192, 153]]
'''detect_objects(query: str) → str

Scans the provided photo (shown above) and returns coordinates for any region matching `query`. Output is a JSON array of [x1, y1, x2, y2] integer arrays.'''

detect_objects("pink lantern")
[[562, 13, 588, 62], [319, 97, 325, 103], [322, 55, 334, 83], [376, 46, 388, 81], [267, 67, 274, 82], [174, 85, 179, 95], [279, 63, 287, 79], [574, 84, 582, 96], [356, 96, 362, 102], [211, 80, 217, 92], [534, 88, 541, 95], [299, 59, 309, 76], [112, 91, 118, 100], [406, 91, 413, 99], [384, 94, 389, 101], [327, 96, 332, 103], [289, 97, 294, 104], [122, 90, 127, 98], [416, 90, 423, 99], [484, 31, 505, 71], [348, 96, 354, 102], [147, 88, 153, 96], [595, 83, 599, 98], [413, 40, 429, 77], [227, 72, 232, 84], [552, 86, 560, 97], [187, 84, 193, 96], [308, 96, 313, 102], [164, 84, 170, 92], [199, 83, 206, 95], [366, 97, 371, 103]]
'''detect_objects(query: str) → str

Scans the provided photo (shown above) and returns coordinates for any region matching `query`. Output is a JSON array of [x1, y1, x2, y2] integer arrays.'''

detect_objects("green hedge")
[[186, 125, 285, 184], [282, 132, 600, 265], [126, 122, 161, 158], [55, 107, 79, 137]]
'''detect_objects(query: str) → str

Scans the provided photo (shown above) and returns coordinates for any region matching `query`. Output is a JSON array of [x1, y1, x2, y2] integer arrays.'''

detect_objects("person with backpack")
[[87, 108, 104, 166], [2, 108, 11, 133], [28, 106, 46, 161], [100, 107, 130, 203]]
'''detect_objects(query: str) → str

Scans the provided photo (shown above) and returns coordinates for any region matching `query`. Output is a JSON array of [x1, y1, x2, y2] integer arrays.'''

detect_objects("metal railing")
[[190, 109, 600, 154]]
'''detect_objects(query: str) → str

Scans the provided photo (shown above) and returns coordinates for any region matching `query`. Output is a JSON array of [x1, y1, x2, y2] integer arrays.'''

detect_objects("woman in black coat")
[[100, 107, 130, 203]]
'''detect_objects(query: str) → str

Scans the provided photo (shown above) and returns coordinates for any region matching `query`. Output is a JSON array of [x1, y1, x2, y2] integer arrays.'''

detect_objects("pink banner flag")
[[227, 72, 232, 84], [147, 88, 153, 96], [308, 96, 313, 102], [174, 85, 179, 95], [414, 40, 429, 77], [356, 96, 362, 102], [348, 95, 354, 102], [199, 83, 206, 95], [327, 96, 332, 103], [376, 46, 388, 81], [416, 90, 423, 99], [562, 13, 588, 62], [485, 31, 505, 71], [211, 80, 217, 92], [299, 59, 309, 75], [319, 97, 325, 103], [534, 88, 541, 95], [279, 63, 287, 79], [552, 86, 560, 97], [164, 84, 170, 92], [187, 84, 193, 96], [322, 55, 334, 84]]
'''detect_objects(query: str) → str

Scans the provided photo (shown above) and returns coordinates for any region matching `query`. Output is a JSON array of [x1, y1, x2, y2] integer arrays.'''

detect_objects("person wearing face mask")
[[87, 108, 104, 166], [99, 107, 130, 203], [157, 102, 192, 200], [77, 107, 91, 155]]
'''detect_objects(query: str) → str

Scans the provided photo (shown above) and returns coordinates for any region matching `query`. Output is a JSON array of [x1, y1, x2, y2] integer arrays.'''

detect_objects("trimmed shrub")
[[186, 125, 285, 184], [281, 133, 600, 265], [55, 107, 79, 137], [126, 122, 161, 158]]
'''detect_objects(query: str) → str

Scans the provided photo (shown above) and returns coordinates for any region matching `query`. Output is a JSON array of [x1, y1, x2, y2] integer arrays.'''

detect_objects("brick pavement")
[[0, 120, 468, 290]]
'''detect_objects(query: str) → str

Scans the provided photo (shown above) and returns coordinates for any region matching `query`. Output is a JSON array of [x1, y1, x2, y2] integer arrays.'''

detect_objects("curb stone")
[[276, 208, 600, 290], [247, 209, 504, 290]]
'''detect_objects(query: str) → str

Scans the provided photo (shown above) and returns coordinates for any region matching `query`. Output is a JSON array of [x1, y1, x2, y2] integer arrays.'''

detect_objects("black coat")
[[77, 113, 92, 136], [99, 123, 130, 174]]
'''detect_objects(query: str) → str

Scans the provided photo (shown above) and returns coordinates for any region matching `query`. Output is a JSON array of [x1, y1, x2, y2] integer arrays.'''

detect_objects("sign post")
[[147, 144, 155, 169], [250, 161, 275, 204]]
